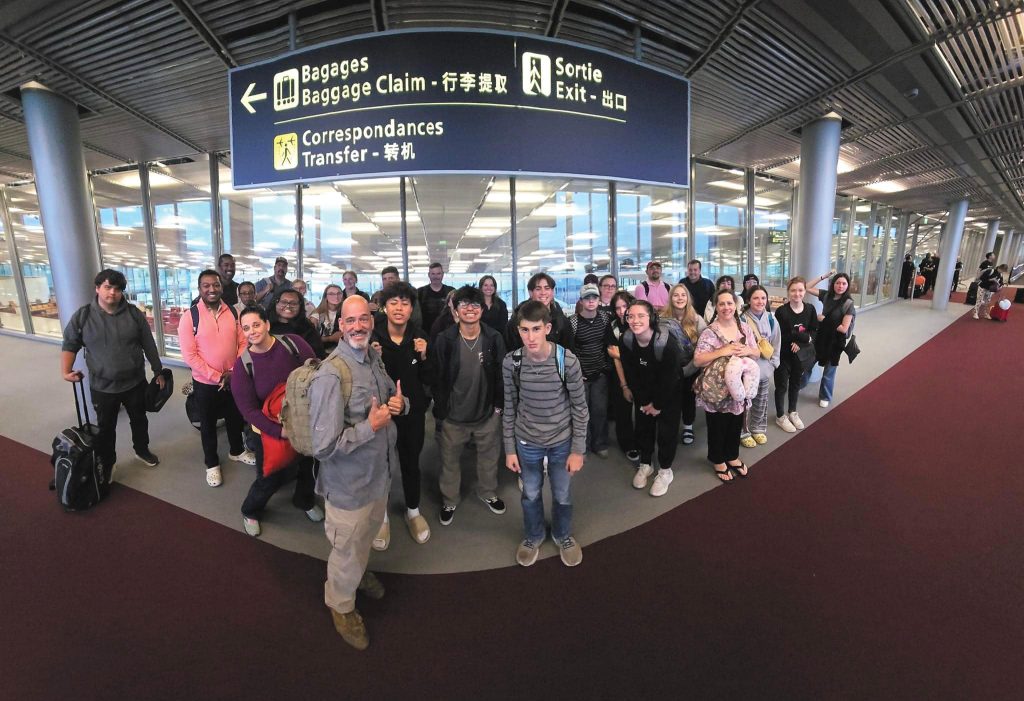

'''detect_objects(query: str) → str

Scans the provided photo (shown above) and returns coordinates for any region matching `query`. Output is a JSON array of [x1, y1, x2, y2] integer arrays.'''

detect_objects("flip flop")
[[714, 466, 733, 482], [727, 461, 749, 478]]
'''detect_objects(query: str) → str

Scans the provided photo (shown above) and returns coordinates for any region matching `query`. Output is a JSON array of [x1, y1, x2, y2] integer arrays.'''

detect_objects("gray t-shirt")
[[448, 335, 489, 424]]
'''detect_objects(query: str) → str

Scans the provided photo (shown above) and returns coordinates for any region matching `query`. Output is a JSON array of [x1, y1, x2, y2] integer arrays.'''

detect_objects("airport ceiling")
[[0, 0, 1022, 230]]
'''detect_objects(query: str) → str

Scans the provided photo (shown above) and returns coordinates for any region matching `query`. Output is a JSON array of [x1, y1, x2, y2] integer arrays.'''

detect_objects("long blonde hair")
[[660, 283, 700, 342]]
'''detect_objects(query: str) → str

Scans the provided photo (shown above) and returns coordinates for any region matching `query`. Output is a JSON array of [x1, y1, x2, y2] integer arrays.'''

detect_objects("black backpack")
[[641, 281, 671, 297], [50, 381, 109, 511]]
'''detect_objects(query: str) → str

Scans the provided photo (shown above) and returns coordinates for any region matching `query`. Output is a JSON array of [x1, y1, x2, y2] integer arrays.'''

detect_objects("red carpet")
[[3, 309, 1023, 700]]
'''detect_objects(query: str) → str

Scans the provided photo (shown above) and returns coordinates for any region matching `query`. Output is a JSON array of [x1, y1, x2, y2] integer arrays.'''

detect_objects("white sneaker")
[[305, 505, 325, 522], [649, 468, 674, 497], [632, 463, 654, 489], [242, 517, 260, 537], [789, 412, 805, 430], [205, 466, 222, 487], [775, 415, 797, 433], [819, 399, 830, 408], [229, 450, 256, 465]]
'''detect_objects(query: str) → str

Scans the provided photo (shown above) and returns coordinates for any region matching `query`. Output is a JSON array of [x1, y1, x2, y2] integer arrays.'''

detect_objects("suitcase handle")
[[72, 379, 91, 429]]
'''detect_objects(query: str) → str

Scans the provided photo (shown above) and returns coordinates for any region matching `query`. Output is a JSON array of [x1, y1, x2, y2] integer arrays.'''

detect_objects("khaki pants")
[[323, 495, 386, 614], [439, 412, 500, 506]]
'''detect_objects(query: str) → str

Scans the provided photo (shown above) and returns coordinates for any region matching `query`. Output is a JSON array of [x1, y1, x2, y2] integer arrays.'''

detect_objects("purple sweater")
[[231, 334, 315, 438]]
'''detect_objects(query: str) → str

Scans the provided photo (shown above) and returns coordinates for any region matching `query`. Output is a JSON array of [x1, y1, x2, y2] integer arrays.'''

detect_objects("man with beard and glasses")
[[309, 295, 406, 650]]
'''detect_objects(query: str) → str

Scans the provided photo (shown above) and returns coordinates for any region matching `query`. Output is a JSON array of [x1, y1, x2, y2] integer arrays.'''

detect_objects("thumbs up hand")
[[387, 379, 405, 416], [368, 395, 392, 432]]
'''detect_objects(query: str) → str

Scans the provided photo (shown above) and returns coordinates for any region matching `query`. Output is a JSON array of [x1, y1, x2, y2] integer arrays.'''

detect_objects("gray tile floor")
[[0, 296, 970, 573]]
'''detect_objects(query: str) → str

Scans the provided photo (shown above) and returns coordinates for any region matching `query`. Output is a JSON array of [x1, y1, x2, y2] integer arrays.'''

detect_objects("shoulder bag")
[[744, 313, 774, 360]]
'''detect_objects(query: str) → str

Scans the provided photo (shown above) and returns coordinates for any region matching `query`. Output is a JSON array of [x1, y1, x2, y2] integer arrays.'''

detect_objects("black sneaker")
[[439, 505, 456, 526], [480, 496, 506, 514], [135, 450, 160, 467]]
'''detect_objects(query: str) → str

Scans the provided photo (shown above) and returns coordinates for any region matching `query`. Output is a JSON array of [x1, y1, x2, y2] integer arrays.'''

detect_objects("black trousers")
[[706, 410, 744, 464], [609, 377, 636, 454], [240, 429, 317, 518], [634, 399, 681, 469], [91, 381, 148, 466], [394, 412, 425, 510], [193, 379, 245, 468], [680, 373, 697, 426], [774, 352, 804, 416]]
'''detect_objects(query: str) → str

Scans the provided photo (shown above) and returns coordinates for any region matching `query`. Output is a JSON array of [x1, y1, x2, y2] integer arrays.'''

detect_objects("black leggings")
[[774, 352, 805, 416], [393, 412, 425, 510], [705, 410, 744, 464]]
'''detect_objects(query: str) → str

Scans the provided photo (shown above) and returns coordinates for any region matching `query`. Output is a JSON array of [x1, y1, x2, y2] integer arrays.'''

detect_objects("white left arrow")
[[241, 82, 267, 114]]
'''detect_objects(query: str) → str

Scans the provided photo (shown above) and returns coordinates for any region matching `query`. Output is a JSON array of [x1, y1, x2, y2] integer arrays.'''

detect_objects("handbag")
[[260, 383, 299, 477], [843, 335, 861, 364], [696, 356, 731, 408], [744, 314, 774, 360]]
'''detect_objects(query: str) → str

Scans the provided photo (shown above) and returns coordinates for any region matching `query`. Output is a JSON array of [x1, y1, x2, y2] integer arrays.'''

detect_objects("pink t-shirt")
[[633, 279, 671, 309]]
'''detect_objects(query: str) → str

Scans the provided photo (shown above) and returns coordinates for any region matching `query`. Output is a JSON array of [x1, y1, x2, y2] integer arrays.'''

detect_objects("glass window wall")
[[219, 161, 299, 304], [301, 178, 402, 306], [832, 195, 854, 273], [615, 183, 687, 294], [0, 200, 25, 332], [6, 154, 925, 349], [6, 183, 60, 337], [693, 162, 746, 282], [512, 179, 610, 310], [752, 175, 792, 287], [147, 161, 214, 355], [92, 171, 156, 332]]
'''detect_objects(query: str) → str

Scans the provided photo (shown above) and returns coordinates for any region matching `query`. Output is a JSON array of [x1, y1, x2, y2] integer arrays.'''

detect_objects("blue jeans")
[[819, 365, 837, 402], [517, 438, 574, 542]]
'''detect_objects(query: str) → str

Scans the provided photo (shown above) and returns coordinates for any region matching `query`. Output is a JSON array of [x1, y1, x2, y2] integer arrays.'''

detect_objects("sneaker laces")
[[559, 536, 576, 550]]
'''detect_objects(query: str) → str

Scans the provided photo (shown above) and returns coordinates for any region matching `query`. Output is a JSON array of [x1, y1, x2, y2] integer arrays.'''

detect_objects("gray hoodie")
[[62, 297, 162, 393]]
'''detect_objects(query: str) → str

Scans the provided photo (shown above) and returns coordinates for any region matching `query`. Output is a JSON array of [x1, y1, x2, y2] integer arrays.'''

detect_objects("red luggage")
[[990, 304, 1010, 322]]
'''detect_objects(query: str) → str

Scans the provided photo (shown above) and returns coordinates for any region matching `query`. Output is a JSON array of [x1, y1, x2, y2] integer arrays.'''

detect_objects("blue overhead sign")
[[228, 29, 690, 189]]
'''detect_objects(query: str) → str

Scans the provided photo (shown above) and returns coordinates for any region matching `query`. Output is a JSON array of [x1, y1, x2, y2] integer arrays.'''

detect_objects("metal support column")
[[139, 164, 166, 352], [0, 186, 35, 333], [891, 212, 910, 301], [209, 153, 223, 260], [932, 198, 968, 311], [20, 82, 102, 332], [295, 185, 303, 279], [982, 219, 999, 259], [509, 177, 518, 307], [608, 181, 618, 279], [399, 176, 409, 279], [686, 161, 696, 265], [792, 115, 841, 279], [745, 168, 756, 274]]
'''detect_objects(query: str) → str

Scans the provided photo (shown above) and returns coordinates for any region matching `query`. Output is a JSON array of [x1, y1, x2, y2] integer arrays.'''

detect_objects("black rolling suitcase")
[[965, 281, 978, 305], [50, 380, 110, 511]]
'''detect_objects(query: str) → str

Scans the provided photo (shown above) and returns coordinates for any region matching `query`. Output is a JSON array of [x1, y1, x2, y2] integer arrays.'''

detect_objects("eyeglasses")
[[457, 302, 482, 310], [600, 282, 617, 288], [276, 300, 299, 308]]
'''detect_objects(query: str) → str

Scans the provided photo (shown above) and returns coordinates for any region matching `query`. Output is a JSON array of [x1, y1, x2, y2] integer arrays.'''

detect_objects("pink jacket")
[[178, 302, 246, 385]]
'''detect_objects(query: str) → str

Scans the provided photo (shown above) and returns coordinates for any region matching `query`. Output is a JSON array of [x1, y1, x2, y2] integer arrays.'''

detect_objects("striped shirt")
[[570, 310, 611, 379], [501, 344, 589, 455]]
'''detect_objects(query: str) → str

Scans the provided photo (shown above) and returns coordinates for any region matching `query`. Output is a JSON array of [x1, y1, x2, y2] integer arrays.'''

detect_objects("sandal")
[[714, 465, 733, 482], [726, 461, 749, 478]]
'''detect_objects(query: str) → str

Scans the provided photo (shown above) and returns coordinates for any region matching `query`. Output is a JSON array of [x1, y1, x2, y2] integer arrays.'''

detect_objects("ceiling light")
[[644, 201, 689, 214], [864, 181, 905, 194], [704, 180, 745, 192]]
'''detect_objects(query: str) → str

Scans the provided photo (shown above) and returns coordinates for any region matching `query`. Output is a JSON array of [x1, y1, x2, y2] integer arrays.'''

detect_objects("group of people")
[[61, 254, 860, 651]]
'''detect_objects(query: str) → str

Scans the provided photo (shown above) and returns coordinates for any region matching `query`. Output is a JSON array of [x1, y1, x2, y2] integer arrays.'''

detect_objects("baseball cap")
[[580, 283, 600, 299], [646, 260, 662, 269]]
